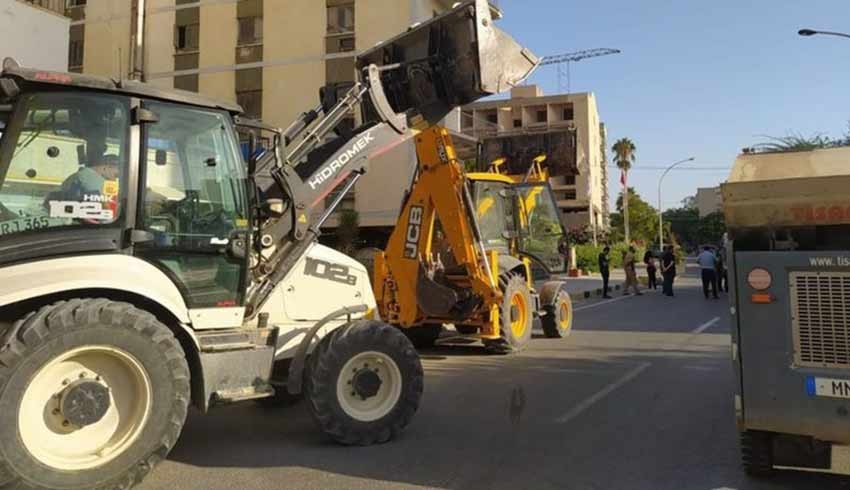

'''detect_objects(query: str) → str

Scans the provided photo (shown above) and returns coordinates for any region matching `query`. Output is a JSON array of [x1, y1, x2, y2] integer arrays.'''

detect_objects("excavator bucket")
[[356, 0, 539, 127]]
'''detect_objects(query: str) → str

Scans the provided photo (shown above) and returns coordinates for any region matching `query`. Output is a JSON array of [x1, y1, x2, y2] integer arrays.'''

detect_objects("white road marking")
[[554, 362, 652, 424], [692, 316, 720, 334]]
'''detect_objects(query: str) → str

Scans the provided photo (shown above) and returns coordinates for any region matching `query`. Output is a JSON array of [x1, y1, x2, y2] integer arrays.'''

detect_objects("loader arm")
[[245, 0, 538, 316], [375, 126, 500, 327]]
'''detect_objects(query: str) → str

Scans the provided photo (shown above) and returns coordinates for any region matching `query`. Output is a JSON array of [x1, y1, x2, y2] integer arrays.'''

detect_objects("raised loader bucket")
[[356, 0, 539, 127]]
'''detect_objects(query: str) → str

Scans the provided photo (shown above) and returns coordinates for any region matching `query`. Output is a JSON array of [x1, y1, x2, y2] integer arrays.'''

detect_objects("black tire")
[[484, 274, 533, 354], [541, 289, 573, 339], [741, 430, 774, 477], [305, 320, 423, 446], [0, 299, 190, 490], [401, 324, 443, 349]]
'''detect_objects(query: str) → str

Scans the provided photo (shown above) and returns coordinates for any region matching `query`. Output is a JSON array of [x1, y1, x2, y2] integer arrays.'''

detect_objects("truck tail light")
[[747, 268, 772, 290]]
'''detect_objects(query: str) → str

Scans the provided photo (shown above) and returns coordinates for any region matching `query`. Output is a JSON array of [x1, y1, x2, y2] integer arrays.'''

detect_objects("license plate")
[[807, 376, 850, 399]]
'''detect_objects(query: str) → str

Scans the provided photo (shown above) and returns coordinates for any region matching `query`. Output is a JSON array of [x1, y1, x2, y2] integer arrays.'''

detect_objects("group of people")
[[597, 245, 680, 298]]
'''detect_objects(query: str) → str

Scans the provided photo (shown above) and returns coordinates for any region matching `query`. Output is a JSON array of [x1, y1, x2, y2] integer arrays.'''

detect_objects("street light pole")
[[657, 157, 695, 250], [798, 28, 850, 39]]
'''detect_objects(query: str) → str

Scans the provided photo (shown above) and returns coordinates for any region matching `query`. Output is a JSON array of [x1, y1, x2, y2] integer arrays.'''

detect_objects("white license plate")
[[807, 376, 850, 399]]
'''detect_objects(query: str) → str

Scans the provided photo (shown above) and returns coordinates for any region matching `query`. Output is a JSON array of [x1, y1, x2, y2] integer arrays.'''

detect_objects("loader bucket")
[[356, 0, 539, 127]]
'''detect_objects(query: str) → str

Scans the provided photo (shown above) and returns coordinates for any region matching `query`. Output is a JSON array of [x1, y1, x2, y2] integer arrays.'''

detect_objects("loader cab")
[[469, 173, 567, 273], [0, 68, 251, 310]]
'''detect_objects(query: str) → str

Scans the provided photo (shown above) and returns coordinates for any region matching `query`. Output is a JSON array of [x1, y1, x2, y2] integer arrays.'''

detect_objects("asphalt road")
[[140, 265, 850, 490]]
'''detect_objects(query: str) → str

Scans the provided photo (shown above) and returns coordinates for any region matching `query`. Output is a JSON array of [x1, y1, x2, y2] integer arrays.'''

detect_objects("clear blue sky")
[[496, 0, 850, 212]]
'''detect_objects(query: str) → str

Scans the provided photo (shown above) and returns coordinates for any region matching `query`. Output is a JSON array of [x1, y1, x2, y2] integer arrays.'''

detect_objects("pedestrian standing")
[[643, 250, 657, 290], [716, 247, 728, 293], [697, 246, 719, 299], [622, 246, 643, 296], [661, 245, 677, 297], [598, 246, 611, 298]]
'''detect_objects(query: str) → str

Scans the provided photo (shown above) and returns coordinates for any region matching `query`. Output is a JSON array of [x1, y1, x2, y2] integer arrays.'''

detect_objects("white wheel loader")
[[0, 1, 537, 488]]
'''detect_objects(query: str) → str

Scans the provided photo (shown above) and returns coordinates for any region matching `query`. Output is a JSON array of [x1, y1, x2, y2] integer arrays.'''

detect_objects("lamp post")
[[798, 28, 850, 39], [657, 157, 695, 250]]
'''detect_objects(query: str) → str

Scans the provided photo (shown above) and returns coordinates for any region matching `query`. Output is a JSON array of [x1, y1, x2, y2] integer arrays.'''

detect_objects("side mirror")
[[155, 149, 168, 166]]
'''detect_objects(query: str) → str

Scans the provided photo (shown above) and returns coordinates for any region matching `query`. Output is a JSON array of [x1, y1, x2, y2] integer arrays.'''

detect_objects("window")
[[513, 119, 522, 128], [174, 74, 199, 93], [563, 107, 574, 120], [536, 110, 548, 123], [175, 23, 200, 51], [237, 16, 263, 45], [236, 68, 263, 119], [0, 92, 129, 237], [563, 189, 577, 200], [66, 0, 87, 7], [564, 175, 575, 185], [486, 113, 498, 124], [327, 2, 354, 34], [138, 102, 248, 307], [68, 40, 84, 68], [236, 91, 262, 120]]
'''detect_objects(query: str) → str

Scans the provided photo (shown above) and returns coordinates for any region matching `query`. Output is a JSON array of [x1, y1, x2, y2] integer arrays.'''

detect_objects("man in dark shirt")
[[661, 245, 677, 297], [599, 246, 611, 298]]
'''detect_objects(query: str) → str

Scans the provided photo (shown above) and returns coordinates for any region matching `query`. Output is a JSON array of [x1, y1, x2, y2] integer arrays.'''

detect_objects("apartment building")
[[60, 0, 502, 233], [2, 1, 69, 71], [461, 85, 610, 238], [696, 186, 722, 217]]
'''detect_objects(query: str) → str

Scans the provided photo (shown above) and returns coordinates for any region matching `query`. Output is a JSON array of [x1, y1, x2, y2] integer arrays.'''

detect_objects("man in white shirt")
[[697, 246, 719, 299]]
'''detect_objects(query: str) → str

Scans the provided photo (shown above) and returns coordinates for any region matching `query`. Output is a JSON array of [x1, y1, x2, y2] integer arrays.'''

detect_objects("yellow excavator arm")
[[374, 127, 501, 331]]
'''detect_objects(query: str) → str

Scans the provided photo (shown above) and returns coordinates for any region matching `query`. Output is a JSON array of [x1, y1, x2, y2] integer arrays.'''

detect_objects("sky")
[[494, 0, 850, 212]]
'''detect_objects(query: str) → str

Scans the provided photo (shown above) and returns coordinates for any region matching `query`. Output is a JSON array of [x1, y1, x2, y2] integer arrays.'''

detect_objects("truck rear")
[[723, 146, 850, 475]]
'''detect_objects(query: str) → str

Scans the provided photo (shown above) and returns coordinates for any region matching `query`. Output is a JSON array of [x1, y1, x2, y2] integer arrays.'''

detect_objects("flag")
[[620, 169, 627, 187]]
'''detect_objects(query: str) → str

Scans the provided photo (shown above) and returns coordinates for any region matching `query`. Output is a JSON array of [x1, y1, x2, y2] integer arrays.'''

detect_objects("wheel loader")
[[0, 1, 537, 488], [372, 134, 574, 353]]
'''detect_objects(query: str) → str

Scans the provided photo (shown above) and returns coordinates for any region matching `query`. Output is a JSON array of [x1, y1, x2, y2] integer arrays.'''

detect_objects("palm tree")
[[612, 138, 636, 244]]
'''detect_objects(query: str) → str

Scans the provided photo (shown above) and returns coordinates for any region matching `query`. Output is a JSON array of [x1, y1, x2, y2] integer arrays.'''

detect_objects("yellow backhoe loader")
[[372, 132, 574, 353]]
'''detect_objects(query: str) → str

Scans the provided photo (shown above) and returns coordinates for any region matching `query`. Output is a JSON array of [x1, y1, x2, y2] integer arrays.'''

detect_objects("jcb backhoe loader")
[[0, 1, 536, 488], [373, 135, 574, 353]]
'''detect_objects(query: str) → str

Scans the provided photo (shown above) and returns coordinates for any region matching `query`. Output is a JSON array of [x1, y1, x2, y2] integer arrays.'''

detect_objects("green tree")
[[611, 138, 636, 243], [695, 211, 726, 246], [614, 187, 657, 246], [663, 206, 700, 249]]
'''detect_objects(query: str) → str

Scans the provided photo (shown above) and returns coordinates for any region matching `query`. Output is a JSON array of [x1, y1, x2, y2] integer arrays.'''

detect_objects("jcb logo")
[[403, 206, 423, 259]]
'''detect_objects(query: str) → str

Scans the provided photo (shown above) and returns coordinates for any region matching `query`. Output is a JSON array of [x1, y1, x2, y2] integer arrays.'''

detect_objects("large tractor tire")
[[741, 430, 774, 477], [0, 299, 190, 490], [484, 273, 533, 354], [401, 324, 443, 349], [305, 320, 423, 446], [541, 289, 573, 339]]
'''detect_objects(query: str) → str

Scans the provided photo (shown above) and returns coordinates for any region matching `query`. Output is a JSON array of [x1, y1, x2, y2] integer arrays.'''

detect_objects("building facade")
[[60, 0, 503, 233], [460, 85, 610, 237], [2, 1, 69, 71], [696, 186, 722, 217]]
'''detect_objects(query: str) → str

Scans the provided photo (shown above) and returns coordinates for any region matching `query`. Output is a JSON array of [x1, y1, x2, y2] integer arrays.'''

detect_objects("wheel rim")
[[510, 292, 529, 338], [336, 351, 402, 422], [559, 299, 572, 333], [18, 346, 153, 471]]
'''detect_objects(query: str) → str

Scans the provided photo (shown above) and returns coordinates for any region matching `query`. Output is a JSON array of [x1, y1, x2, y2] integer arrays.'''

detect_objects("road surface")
[[141, 265, 850, 490]]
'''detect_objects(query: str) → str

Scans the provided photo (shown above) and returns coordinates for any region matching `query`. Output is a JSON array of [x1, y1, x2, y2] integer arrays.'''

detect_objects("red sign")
[[789, 205, 850, 224]]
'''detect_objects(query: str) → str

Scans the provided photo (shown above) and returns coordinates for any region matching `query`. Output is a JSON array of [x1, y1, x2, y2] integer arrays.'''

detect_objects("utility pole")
[[129, 0, 146, 81], [657, 157, 695, 249]]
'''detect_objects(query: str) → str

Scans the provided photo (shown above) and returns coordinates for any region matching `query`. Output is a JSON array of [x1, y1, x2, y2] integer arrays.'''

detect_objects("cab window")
[[0, 92, 128, 237], [136, 101, 248, 308]]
